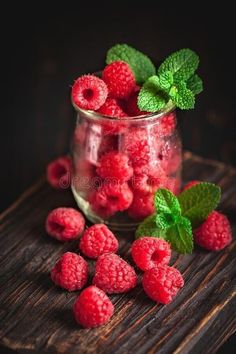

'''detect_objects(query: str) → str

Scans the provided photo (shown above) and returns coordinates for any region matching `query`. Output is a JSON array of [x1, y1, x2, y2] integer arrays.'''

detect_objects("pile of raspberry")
[[68, 60, 181, 220], [45, 176, 232, 328]]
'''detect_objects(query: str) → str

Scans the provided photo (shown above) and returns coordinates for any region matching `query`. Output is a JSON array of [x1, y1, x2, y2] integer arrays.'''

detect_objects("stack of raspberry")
[[70, 61, 181, 221]]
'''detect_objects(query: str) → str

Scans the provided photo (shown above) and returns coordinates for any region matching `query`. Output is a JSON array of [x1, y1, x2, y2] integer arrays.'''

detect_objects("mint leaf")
[[158, 48, 199, 82], [178, 182, 221, 228], [187, 74, 203, 95], [158, 71, 174, 92], [135, 214, 166, 239], [169, 81, 195, 109], [166, 216, 193, 253], [156, 212, 178, 229], [138, 76, 167, 112], [154, 188, 181, 215], [106, 44, 156, 84]]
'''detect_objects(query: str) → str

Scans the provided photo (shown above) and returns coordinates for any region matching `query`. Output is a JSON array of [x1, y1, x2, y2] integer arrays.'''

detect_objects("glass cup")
[[71, 106, 182, 230]]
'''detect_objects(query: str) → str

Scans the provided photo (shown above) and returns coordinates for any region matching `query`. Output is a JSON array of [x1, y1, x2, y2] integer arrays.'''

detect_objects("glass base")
[[71, 185, 139, 231]]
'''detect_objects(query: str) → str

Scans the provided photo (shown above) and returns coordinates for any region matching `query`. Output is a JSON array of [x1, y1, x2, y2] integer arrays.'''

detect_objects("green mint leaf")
[[158, 71, 174, 92], [178, 182, 221, 228], [169, 81, 195, 109], [138, 76, 167, 112], [135, 214, 166, 239], [158, 48, 199, 82], [154, 188, 181, 215], [166, 216, 193, 253], [106, 43, 156, 84], [186, 74, 203, 95], [155, 212, 178, 229]]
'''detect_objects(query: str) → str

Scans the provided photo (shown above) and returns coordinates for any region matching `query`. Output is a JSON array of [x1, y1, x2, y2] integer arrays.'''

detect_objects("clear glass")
[[71, 106, 182, 230]]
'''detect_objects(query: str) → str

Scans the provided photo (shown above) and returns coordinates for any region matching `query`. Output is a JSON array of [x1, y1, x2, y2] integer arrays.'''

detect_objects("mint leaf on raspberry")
[[166, 216, 193, 253], [135, 214, 166, 239], [178, 182, 221, 228], [158, 48, 199, 82], [138, 76, 167, 112], [106, 44, 156, 84], [186, 74, 203, 95], [169, 81, 195, 109], [154, 188, 181, 215]]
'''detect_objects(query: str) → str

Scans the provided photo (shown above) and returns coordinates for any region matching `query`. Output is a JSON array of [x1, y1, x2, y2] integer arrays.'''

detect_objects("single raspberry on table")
[[98, 98, 127, 118], [79, 224, 119, 259], [125, 91, 147, 116], [182, 180, 200, 191], [97, 151, 133, 182], [51, 252, 88, 291], [89, 182, 133, 218], [153, 113, 176, 138], [194, 211, 232, 251], [73, 285, 114, 328], [131, 237, 171, 271], [93, 253, 137, 294], [47, 156, 72, 190], [71, 75, 108, 110], [128, 192, 155, 220], [46, 207, 85, 241], [142, 265, 184, 304], [102, 61, 136, 99]]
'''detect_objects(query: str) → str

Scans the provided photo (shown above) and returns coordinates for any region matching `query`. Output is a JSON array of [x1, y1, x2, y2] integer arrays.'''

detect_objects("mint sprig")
[[186, 74, 203, 95], [135, 183, 221, 254], [106, 44, 156, 84], [138, 76, 167, 112], [169, 81, 195, 109]]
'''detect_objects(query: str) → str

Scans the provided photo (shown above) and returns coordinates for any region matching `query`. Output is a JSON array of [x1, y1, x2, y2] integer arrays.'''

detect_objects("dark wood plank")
[[0, 152, 235, 354]]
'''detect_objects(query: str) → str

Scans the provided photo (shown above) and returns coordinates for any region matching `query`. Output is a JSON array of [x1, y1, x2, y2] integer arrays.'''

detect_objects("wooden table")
[[0, 152, 235, 354]]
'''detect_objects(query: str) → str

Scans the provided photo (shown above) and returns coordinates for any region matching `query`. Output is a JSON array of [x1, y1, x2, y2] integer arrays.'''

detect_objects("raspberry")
[[89, 182, 133, 217], [98, 135, 118, 157], [153, 113, 176, 138], [51, 252, 88, 291], [122, 128, 155, 167], [128, 192, 155, 220], [131, 167, 167, 194], [97, 151, 133, 182], [157, 140, 182, 175], [194, 211, 232, 251], [79, 224, 119, 259], [125, 91, 147, 116], [73, 286, 114, 328], [102, 61, 136, 99], [93, 253, 137, 294], [73, 122, 88, 146], [142, 265, 184, 304], [182, 180, 200, 191], [131, 237, 171, 271], [46, 207, 85, 241], [98, 98, 127, 118], [71, 75, 108, 110], [47, 156, 72, 190]]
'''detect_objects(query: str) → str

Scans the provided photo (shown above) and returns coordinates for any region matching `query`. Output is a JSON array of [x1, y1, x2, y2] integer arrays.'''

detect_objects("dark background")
[[1, 4, 235, 353]]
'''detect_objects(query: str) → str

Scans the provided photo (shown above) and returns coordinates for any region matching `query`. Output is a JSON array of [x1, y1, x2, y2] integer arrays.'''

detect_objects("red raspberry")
[[47, 156, 72, 190], [51, 252, 88, 291], [97, 151, 133, 182], [194, 211, 232, 251], [98, 135, 118, 157], [98, 98, 127, 118], [73, 122, 88, 146], [122, 128, 156, 168], [79, 224, 119, 259], [71, 75, 108, 110], [128, 192, 155, 220], [153, 113, 176, 138], [142, 265, 184, 304], [131, 167, 167, 194], [73, 285, 114, 328], [131, 237, 171, 271], [157, 140, 182, 175], [125, 91, 147, 116], [89, 182, 133, 217], [102, 61, 136, 99], [93, 253, 137, 294], [182, 180, 200, 191], [46, 207, 85, 241]]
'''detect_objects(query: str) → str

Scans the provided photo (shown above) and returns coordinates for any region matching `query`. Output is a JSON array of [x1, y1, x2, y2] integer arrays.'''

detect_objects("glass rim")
[[72, 100, 175, 123]]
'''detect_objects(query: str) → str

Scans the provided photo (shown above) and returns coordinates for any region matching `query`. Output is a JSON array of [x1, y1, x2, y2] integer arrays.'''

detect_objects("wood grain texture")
[[0, 152, 235, 354]]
